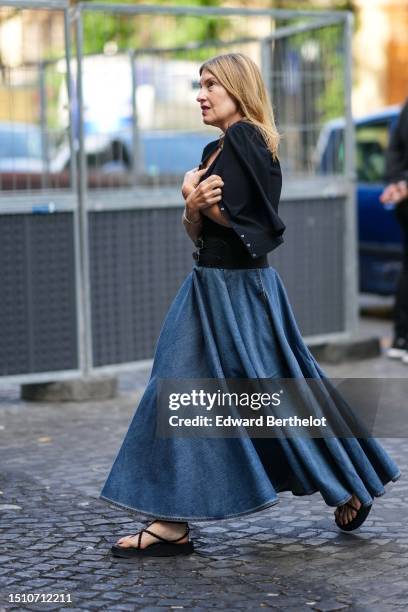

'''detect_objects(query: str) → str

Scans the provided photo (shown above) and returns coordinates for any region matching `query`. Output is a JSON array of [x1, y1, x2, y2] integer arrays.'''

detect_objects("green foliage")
[[78, 0, 229, 56], [79, 0, 139, 55]]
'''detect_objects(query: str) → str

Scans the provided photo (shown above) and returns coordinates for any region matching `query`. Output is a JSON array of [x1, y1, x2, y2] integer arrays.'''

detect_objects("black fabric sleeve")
[[385, 99, 408, 183], [215, 121, 286, 257]]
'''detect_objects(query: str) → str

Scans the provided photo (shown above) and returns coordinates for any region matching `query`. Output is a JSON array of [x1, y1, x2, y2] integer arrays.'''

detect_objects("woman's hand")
[[181, 167, 208, 200], [380, 181, 408, 205], [185, 175, 224, 213]]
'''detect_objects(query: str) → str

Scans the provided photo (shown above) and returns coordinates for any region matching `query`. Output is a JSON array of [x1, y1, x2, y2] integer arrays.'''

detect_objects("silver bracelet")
[[183, 209, 201, 225]]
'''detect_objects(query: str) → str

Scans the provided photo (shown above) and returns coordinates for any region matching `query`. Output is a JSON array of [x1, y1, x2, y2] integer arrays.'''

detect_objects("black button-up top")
[[198, 119, 286, 258]]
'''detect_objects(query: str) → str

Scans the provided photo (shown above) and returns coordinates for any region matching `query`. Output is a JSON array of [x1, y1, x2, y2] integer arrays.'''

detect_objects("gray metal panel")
[[270, 197, 345, 337], [0, 213, 78, 375], [89, 208, 192, 365], [89, 198, 345, 366]]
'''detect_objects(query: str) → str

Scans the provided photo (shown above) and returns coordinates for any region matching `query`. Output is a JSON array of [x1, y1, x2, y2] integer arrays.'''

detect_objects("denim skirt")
[[99, 264, 401, 521]]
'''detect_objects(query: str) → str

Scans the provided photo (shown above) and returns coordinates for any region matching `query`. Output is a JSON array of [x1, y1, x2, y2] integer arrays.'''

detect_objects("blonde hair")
[[199, 52, 280, 160]]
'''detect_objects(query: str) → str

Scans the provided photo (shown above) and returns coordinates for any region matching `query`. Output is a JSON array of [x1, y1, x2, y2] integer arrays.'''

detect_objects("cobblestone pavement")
[[0, 313, 407, 611]]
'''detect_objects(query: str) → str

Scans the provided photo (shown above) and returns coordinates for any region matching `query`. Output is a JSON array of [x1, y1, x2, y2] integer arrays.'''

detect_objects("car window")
[[356, 122, 390, 183], [0, 128, 42, 159]]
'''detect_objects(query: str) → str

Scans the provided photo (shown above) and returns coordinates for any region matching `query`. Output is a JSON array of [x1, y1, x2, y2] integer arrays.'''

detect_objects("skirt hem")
[[98, 493, 280, 522], [98, 468, 401, 522]]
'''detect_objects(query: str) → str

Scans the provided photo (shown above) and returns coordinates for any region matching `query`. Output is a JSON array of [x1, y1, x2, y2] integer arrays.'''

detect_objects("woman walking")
[[100, 53, 401, 557]]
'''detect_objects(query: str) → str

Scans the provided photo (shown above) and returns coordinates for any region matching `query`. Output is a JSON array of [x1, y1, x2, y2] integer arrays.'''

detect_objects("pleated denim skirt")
[[99, 264, 402, 521]]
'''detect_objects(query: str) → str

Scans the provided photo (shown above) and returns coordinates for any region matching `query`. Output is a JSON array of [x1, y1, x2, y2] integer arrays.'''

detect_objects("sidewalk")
[[0, 310, 407, 611]]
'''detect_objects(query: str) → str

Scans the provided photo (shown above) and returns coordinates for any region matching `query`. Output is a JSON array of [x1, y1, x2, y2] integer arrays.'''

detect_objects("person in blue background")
[[380, 98, 408, 362]]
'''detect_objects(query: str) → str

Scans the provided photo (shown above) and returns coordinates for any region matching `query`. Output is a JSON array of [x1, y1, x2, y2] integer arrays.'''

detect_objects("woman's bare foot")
[[334, 493, 362, 527], [115, 520, 189, 549]]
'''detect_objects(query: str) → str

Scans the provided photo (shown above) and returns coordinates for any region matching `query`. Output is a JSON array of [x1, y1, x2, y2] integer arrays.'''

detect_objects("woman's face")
[[196, 68, 243, 132]]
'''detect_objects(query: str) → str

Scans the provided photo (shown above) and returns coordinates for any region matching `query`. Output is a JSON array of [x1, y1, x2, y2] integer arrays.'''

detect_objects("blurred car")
[[0, 122, 215, 190], [0, 120, 75, 190], [0, 121, 51, 188], [118, 130, 215, 177], [315, 105, 403, 295], [51, 129, 215, 187], [0, 121, 45, 171]]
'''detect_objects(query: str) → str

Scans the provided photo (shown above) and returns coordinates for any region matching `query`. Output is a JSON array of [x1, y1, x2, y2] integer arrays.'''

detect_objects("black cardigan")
[[198, 120, 286, 259]]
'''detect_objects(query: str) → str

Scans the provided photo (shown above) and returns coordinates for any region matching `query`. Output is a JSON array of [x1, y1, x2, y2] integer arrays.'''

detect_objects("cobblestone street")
[[0, 312, 407, 611]]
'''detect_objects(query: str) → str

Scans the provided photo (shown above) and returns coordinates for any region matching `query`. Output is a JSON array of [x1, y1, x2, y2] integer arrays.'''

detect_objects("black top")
[[197, 119, 286, 259]]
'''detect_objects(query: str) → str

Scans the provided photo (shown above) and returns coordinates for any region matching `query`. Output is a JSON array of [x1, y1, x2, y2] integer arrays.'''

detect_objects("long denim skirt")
[[99, 265, 402, 521]]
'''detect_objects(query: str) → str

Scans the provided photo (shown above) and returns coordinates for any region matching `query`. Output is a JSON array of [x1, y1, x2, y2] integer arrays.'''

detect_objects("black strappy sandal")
[[335, 499, 372, 532], [111, 520, 194, 557]]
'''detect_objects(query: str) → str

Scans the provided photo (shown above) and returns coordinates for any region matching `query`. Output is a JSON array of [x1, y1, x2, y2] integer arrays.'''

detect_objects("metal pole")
[[343, 12, 359, 337], [64, 13, 77, 190], [130, 51, 141, 186], [64, 8, 86, 376], [260, 37, 272, 104], [38, 61, 50, 189], [74, 8, 93, 376], [6, 0, 68, 8], [77, 3, 350, 20]]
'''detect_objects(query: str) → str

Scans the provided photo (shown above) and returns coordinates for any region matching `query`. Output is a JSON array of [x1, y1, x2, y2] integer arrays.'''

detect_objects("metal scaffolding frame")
[[0, 2, 357, 384]]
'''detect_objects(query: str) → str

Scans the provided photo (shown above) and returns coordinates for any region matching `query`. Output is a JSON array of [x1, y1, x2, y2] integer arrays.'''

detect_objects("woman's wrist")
[[185, 192, 200, 216], [183, 206, 202, 224]]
